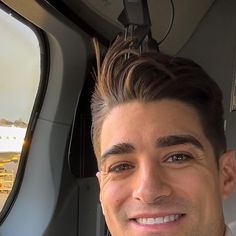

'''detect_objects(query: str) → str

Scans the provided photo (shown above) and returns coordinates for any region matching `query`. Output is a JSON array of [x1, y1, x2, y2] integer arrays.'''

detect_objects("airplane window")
[[0, 8, 41, 211]]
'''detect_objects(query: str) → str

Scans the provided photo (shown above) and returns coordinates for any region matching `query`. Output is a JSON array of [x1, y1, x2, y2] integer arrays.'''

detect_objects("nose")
[[132, 161, 172, 204]]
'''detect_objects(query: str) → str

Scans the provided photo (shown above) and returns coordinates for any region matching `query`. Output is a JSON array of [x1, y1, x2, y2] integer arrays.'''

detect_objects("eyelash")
[[165, 153, 193, 163], [108, 162, 134, 173], [107, 153, 193, 173]]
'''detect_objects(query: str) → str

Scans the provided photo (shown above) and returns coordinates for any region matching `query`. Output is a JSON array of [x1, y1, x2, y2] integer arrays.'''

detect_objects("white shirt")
[[225, 225, 235, 236], [227, 221, 236, 236]]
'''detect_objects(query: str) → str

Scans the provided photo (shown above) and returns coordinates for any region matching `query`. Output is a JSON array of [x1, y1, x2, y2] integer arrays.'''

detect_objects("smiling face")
[[97, 100, 235, 236]]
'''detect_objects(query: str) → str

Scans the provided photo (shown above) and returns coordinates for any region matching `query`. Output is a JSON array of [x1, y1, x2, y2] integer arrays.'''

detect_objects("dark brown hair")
[[91, 37, 226, 161]]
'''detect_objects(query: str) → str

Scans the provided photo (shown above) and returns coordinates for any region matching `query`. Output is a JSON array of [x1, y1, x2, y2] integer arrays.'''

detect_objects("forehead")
[[100, 100, 211, 155]]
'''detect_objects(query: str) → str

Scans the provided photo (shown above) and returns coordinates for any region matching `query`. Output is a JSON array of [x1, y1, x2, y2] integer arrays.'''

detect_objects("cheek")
[[170, 167, 220, 200], [99, 179, 131, 231], [100, 178, 129, 211], [187, 171, 222, 216]]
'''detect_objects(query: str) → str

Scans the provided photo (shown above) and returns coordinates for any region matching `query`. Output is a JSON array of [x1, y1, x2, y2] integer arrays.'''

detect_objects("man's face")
[[97, 100, 232, 236]]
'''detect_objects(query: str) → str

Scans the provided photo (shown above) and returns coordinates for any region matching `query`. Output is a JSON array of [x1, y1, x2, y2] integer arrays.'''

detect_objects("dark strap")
[[117, 0, 159, 51]]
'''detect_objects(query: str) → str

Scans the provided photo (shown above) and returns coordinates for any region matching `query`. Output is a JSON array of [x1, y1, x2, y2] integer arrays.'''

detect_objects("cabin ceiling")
[[0, 0, 216, 54], [62, 0, 216, 54]]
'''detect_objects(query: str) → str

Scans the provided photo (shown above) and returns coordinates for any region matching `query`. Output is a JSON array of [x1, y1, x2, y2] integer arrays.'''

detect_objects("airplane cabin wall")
[[178, 0, 236, 224]]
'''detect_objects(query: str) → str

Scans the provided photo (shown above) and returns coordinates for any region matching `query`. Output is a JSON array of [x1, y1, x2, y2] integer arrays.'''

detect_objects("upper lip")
[[129, 212, 185, 220]]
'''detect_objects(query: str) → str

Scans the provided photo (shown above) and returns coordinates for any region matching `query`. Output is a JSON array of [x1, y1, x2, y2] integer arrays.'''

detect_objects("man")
[[90, 37, 236, 236]]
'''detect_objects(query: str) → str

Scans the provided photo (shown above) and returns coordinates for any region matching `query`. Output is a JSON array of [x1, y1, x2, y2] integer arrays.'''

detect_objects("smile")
[[135, 214, 183, 225]]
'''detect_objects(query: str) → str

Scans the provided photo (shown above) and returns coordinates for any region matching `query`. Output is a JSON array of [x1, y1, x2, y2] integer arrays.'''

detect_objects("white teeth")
[[169, 215, 175, 222], [164, 215, 170, 223], [136, 214, 182, 225]]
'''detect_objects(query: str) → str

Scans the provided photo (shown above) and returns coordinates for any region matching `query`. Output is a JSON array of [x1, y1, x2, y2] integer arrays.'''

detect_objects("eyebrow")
[[156, 135, 204, 150], [101, 143, 135, 164], [100, 134, 204, 164]]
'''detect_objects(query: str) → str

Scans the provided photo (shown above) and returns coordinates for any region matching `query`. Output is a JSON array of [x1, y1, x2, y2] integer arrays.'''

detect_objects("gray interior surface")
[[178, 0, 236, 223], [77, 178, 105, 236], [0, 1, 91, 235], [76, 0, 215, 55]]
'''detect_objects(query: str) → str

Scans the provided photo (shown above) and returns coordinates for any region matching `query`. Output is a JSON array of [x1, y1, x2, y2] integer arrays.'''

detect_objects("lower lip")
[[130, 214, 186, 233]]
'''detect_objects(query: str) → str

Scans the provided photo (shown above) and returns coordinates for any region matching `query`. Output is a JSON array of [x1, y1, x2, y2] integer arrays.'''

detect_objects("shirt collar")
[[225, 225, 234, 236]]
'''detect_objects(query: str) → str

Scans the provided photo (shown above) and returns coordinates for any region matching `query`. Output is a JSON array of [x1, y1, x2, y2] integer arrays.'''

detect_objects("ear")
[[219, 150, 236, 199], [96, 171, 101, 186], [96, 171, 105, 214], [96, 172, 102, 201]]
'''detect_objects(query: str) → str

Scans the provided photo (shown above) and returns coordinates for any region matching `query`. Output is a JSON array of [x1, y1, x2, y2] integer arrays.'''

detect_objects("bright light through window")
[[0, 7, 41, 211]]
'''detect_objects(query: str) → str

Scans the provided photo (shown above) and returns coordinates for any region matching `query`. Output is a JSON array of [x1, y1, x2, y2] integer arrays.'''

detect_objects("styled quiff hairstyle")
[[91, 37, 226, 161]]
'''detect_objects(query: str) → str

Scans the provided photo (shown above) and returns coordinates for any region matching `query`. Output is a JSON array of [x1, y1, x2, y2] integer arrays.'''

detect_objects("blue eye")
[[109, 163, 134, 173], [166, 153, 192, 163]]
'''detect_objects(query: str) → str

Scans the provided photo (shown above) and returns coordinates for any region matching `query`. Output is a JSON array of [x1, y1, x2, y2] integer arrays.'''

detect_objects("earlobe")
[[219, 150, 236, 199], [96, 171, 105, 214], [96, 171, 102, 191], [96, 171, 101, 183], [96, 171, 102, 199]]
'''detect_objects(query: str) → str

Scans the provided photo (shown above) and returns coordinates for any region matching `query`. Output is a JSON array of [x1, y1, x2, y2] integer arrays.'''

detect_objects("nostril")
[[132, 172, 172, 204], [132, 181, 172, 204], [131, 163, 173, 203]]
